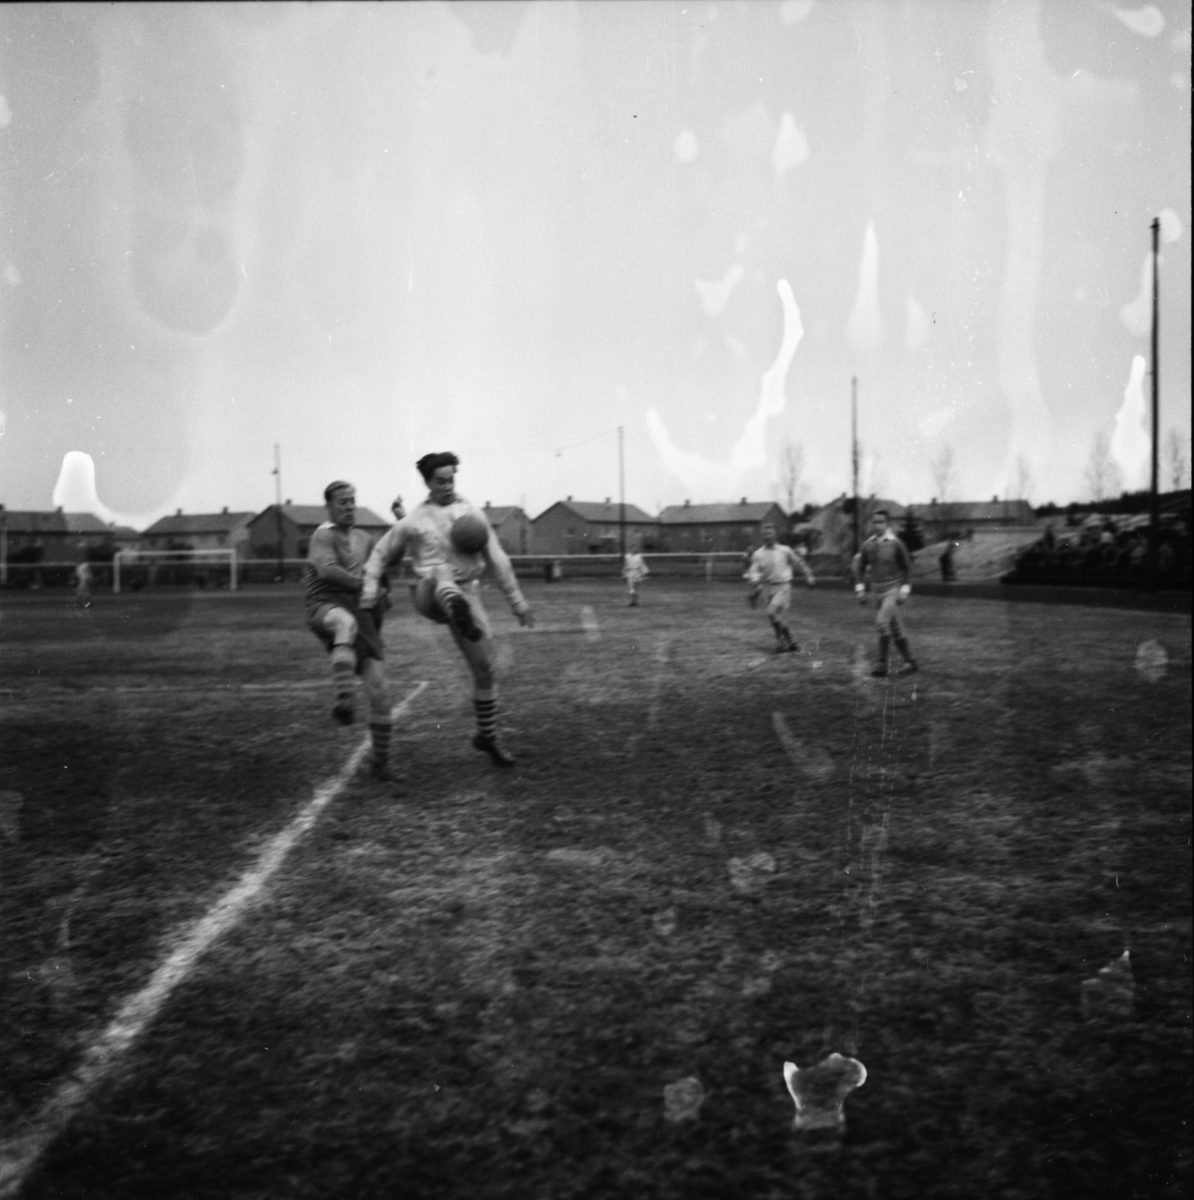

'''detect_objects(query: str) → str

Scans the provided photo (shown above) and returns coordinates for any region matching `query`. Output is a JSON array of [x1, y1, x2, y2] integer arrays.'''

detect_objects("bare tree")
[[777, 440, 805, 514], [1167, 428, 1188, 491], [1012, 455, 1034, 503], [929, 443, 957, 503], [1084, 429, 1122, 502]]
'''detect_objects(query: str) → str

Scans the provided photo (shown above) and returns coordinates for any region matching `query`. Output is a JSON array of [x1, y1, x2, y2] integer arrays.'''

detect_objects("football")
[[449, 511, 489, 555]]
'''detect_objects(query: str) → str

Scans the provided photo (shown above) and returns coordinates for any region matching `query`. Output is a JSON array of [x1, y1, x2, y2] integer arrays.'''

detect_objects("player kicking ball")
[[304, 481, 397, 782], [361, 451, 534, 767], [745, 523, 815, 652], [853, 508, 918, 677]]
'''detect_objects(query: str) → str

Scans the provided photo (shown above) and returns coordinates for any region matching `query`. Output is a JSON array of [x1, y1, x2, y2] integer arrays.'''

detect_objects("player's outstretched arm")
[[483, 532, 534, 625], [361, 525, 407, 608]]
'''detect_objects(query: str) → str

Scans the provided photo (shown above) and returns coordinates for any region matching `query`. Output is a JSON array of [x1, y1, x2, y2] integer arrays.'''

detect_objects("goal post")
[[113, 548, 238, 593]]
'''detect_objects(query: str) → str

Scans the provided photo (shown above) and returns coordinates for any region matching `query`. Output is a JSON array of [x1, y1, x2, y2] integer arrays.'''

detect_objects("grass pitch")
[[0, 579, 1190, 1199]]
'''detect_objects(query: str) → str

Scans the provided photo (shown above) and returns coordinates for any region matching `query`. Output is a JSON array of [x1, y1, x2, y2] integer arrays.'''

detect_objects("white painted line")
[[0, 682, 427, 1199]]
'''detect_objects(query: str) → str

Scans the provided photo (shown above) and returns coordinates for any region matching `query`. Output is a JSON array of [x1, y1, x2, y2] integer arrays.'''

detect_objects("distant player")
[[623, 544, 649, 606], [304, 480, 396, 782], [362, 452, 534, 767], [74, 560, 92, 609], [745, 523, 815, 652], [853, 509, 917, 677]]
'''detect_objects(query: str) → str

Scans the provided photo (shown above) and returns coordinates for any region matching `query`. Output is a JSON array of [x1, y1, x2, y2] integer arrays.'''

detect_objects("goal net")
[[113, 548, 239, 593]]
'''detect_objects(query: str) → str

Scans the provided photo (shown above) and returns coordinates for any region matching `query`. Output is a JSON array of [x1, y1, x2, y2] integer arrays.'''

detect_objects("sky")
[[0, 0, 1189, 530]]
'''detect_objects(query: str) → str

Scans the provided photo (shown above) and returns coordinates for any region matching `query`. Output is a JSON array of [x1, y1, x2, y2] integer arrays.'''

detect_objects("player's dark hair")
[[416, 452, 460, 482], [324, 480, 353, 503], [872, 508, 889, 520]]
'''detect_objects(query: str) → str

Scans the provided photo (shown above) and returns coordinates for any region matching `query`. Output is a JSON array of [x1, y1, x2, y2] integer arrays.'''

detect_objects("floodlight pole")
[[273, 443, 284, 582], [851, 376, 860, 555], [618, 425, 626, 557], [1149, 217, 1160, 591], [0, 505, 7, 587]]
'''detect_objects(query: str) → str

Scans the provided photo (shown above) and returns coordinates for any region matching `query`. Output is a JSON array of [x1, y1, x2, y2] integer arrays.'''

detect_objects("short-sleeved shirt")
[[747, 544, 813, 586]]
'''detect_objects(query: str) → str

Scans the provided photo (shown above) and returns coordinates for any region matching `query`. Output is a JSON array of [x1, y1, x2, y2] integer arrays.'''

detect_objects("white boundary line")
[[0, 682, 428, 1199]]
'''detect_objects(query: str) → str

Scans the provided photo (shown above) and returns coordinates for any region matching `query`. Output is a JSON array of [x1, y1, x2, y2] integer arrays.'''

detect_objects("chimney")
[[176, 508, 182, 516], [222, 506, 228, 514], [285, 499, 292, 506], [604, 497, 610, 505], [741, 497, 747, 504], [567, 495, 572, 502], [992, 494, 998, 502], [683, 499, 690, 507]]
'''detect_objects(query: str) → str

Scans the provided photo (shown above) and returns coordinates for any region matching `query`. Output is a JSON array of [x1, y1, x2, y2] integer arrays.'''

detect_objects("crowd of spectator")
[[1008, 515, 1190, 587]]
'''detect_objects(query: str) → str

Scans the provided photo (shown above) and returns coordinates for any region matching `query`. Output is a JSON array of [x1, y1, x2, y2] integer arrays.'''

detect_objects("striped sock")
[[473, 688, 497, 741], [369, 717, 394, 766], [331, 648, 355, 700]]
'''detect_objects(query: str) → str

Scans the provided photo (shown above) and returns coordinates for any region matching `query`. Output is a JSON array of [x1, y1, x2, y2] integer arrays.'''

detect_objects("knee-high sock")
[[473, 687, 497, 740], [894, 635, 912, 662], [878, 634, 891, 664], [330, 645, 355, 699], [369, 714, 394, 766]]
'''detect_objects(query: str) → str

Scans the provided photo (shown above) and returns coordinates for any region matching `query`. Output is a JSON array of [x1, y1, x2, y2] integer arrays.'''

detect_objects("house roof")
[[536, 500, 656, 524], [250, 504, 390, 530], [0, 510, 112, 535], [908, 500, 1033, 522], [658, 501, 785, 525], [481, 506, 526, 524], [142, 511, 256, 538], [808, 496, 907, 525]]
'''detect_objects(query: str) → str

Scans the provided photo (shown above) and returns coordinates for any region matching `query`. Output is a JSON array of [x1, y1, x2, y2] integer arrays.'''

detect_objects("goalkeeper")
[[852, 509, 917, 678]]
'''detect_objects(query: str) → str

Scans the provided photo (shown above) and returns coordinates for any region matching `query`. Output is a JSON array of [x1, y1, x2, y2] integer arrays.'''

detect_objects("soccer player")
[[74, 560, 92, 609], [361, 452, 534, 767], [304, 481, 396, 781], [853, 509, 917, 677], [745, 522, 815, 652], [623, 543, 649, 606]]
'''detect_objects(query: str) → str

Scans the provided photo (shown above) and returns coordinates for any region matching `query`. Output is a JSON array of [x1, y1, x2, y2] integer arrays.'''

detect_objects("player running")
[[745, 522, 815, 652], [361, 452, 534, 767], [852, 508, 918, 678], [304, 480, 396, 782], [623, 544, 649, 606]]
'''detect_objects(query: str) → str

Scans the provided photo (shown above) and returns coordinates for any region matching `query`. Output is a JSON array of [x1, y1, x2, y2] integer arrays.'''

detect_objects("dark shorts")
[[308, 603, 385, 672]]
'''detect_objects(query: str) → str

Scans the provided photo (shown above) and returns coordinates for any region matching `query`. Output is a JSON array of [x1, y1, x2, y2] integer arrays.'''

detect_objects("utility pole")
[[618, 425, 626, 557], [272, 443, 284, 582], [1149, 217, 1160, 591], [851, 376, 860, 555]]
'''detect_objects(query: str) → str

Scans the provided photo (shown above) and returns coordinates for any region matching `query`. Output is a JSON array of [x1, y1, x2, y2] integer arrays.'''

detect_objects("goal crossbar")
[[113, 548, 238, 593]]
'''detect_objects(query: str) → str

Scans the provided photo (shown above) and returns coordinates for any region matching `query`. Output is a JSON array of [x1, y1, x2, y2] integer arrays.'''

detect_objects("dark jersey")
[[852, 534, 911, 591], [303, 522, 375, 620]]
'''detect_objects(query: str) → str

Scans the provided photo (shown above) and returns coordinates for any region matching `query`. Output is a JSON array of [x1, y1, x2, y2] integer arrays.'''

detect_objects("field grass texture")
[[0, 579, 1190, 1199]]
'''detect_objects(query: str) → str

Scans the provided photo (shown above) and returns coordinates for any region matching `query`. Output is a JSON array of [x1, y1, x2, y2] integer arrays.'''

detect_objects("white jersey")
[[362, 496, 527, 615], [747, 544, 814, 587], [623, 552, 649, 583]]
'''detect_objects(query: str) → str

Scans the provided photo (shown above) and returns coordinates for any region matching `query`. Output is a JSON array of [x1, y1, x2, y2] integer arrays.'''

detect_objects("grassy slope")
[[1, 582, 1189, 1199]]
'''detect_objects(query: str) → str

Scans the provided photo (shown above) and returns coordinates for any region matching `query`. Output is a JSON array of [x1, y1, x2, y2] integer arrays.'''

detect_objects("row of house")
[[0, 495, 1037, 566]]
